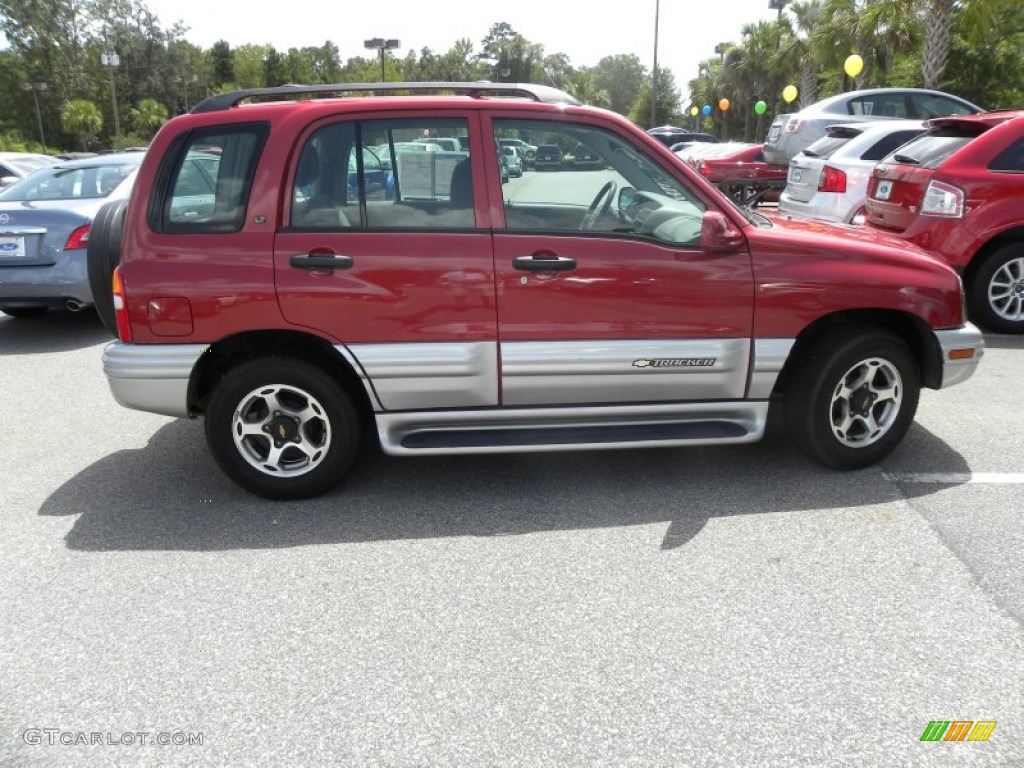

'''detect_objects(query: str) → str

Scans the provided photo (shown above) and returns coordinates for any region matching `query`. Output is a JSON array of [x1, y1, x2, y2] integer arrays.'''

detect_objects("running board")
[[376, 401, 768, 456]]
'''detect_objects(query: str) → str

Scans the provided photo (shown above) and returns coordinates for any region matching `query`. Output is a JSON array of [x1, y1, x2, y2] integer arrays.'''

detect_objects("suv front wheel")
[[784, 328, 920, 470], [205, 357, 362, 499]]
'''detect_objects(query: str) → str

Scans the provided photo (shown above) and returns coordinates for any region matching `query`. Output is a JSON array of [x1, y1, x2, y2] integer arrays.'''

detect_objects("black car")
[[572, 142, 603, 170], [534, 144, 563, 171], [647, 125, 719, 149]]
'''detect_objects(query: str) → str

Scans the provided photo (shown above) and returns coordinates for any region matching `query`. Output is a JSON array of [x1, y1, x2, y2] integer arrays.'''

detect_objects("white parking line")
[[883, 472, 1024, 484]]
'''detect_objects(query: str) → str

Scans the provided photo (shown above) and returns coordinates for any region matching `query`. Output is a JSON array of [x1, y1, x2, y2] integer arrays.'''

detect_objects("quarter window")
[[161, 124, 266, 232]]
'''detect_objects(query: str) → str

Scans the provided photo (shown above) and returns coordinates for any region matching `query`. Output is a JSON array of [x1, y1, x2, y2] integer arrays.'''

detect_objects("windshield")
[[0, 162, 139, 201]]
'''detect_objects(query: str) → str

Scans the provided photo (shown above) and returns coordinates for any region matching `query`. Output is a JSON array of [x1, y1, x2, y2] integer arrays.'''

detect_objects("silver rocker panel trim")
[[376, 401, 769, 456]]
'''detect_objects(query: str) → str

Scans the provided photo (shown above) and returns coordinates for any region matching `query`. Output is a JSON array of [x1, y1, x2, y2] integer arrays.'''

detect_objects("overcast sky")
[[141, 0, 783, 100]]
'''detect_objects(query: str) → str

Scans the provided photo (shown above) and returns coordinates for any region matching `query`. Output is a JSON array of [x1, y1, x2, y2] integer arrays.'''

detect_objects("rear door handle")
[[512, 254, 577, 272], [290, 254, 354, 270]]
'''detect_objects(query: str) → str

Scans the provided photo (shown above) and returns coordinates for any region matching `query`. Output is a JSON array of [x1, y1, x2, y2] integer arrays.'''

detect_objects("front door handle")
[[290, 253, 354, 270], [512, 254, 577, 272]]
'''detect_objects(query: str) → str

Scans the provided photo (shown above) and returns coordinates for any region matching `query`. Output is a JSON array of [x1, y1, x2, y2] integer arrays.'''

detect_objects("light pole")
[[363, 38, 401, 83], [176, 74, 198, 111], [21, 82, 48, 153], [650, 0, 660, 128], [101, 53, 121, 148]]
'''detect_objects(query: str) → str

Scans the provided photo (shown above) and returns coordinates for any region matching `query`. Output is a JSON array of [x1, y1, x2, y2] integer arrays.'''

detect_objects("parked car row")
[[763, 87, 983, 165], [771, 104, 1024, 334]]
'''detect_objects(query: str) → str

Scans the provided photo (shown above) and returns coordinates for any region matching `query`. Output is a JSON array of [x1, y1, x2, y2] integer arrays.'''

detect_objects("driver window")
[[493, 119, 705, 245]]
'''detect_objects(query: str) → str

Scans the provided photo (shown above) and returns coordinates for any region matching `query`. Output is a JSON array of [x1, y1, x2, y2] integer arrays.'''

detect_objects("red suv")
[[90, 82, 982, 499], [865, 110, 1024, 333]]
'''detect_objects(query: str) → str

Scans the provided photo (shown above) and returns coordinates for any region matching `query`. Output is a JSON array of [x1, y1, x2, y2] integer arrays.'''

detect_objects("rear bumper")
[[102, 341, 208, 417], [0, 248, 92, 306], [934, 323, 984, 389], [778, 192, 857, 224]]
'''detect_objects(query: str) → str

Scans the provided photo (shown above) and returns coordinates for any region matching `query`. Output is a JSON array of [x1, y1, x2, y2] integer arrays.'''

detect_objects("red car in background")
[[865, 110, 1024, 333], [686, 143, 788, 206]]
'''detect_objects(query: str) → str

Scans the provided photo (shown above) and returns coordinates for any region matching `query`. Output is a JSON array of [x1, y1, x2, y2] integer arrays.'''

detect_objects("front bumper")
[[934, 323, 985, 389], [102, 342, 208, 418]]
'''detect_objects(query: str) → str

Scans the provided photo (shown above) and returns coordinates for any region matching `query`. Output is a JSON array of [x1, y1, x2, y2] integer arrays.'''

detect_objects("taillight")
[[112, 266, 132, 342], [817, 166, 847, 193], [64, 224, 91, 250], [784, 119, 804, 134], [697, 161, 711, 176], [921, 180, 964, 217]]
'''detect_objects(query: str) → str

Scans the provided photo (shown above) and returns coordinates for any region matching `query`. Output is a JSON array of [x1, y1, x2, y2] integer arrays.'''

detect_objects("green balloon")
[[754, 100, 767, 115]]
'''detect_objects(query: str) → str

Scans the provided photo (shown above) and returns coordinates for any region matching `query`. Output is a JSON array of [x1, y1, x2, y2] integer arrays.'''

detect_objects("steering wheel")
[[579, 180, 618, 230]]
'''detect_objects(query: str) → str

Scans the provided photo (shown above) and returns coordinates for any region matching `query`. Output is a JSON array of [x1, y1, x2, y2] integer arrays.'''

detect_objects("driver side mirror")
[[700, 210, 745, 252], [617, 187, 636, 212]]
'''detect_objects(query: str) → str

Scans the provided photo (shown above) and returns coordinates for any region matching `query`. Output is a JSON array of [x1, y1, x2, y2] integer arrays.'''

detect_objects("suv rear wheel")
[[970, 244, 1024, 334], [784, 327, 920, 469], [87, 199, 129, 337], [205, 357, 362, 499]]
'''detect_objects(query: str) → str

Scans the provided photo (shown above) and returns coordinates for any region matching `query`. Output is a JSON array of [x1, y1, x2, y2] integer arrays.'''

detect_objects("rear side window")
[[802, 134, 855, 159], [290, 117, 475, 231], [911, 93, 976, 118], [989, 138, 1024, 172], [881, 133, 975, 169], [156, 124, 267, 233], [848, 95, 907, 118], [860, 130, 925, 162]]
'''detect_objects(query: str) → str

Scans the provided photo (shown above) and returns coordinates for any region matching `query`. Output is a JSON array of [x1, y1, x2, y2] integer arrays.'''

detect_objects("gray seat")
[[293, 144, 350, 228], [449, 158, 473, 208]]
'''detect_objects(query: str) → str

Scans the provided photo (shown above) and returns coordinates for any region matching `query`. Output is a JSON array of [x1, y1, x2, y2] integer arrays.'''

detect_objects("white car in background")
[[0, 152, 59, 187], [778, 119, 927, 224]]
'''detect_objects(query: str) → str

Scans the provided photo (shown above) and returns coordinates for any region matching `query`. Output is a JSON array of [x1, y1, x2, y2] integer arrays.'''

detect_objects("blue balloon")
[[701, 104, 712, 116]]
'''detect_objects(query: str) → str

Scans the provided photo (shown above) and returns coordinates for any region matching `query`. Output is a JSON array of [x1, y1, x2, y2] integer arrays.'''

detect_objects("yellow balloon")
[[719, 98, 730, 112], [844, 54, 864, 78], [782, 84, 798, 103], [690, 106, 699, 116]]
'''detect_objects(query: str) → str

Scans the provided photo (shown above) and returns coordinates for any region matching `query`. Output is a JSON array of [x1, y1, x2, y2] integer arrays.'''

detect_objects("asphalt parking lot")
[[1, 310, 1022, 767]]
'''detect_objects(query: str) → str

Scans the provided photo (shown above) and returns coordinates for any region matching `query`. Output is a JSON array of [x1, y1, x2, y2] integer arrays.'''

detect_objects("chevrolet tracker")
[[88, 82, 984, 499]]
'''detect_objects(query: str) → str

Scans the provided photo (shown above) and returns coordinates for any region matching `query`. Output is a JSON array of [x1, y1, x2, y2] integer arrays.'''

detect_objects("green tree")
[[592, 54, 647, 116], [128, 96, 168, 138], [630, 68, 682, 129], [210, 40, 234, 87], [566, 69, 610, 109], [233, 45, 270, 89], [263, 47, 287, 87], [478, 22, 543, 82], [62, 98, 102, 149]]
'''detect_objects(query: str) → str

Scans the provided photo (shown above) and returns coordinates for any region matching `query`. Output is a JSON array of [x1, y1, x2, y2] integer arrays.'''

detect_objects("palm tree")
[[129, 98, 168, 139], [61, 99, 102, 150], [922, 0, 1007, 88], [858, 0, 920, 87], [788, 0, 826, 102]]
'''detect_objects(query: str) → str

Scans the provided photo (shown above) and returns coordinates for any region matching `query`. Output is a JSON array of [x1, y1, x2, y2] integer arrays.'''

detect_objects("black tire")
[[1, 307, 49, 318], [968, 243, 1024, 334], [87, 198, 129, 337], [205, 357, 362, 500], [784, 327, 920, 470]]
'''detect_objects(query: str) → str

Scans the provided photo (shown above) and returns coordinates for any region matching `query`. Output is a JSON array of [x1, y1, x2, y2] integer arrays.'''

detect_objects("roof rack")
[[191, 81, 581, 114]]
